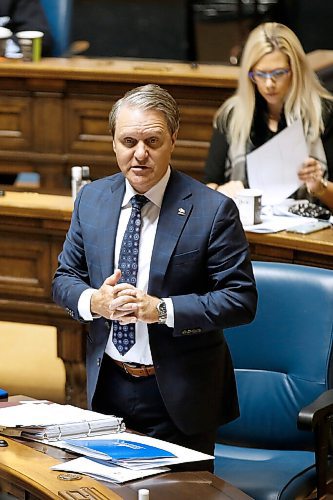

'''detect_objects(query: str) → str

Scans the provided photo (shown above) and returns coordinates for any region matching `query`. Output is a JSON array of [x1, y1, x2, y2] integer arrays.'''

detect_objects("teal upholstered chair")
[[215, 262, 333, 499], [40, 0, 73, 56]]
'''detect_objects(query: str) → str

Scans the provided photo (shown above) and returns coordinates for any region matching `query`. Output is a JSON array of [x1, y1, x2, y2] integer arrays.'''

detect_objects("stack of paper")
[[243, 214, 313, 233], [0, 400, 125, 440], [48, 431, 214, 482], [51, 458, 169, 484]]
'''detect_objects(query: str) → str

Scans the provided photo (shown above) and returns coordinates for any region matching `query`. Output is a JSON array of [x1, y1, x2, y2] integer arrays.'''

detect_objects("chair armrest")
[[297, 389, 333, 498], [298, 389, 333, 431]]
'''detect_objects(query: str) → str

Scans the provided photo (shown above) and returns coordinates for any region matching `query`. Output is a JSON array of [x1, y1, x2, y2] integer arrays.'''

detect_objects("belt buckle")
[[122, 362, 130, 375], [123, 362, 140, 377]]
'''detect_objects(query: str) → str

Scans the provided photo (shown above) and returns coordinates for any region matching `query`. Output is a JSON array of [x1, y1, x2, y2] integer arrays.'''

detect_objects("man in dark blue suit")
[[53, 84, 257, 470]]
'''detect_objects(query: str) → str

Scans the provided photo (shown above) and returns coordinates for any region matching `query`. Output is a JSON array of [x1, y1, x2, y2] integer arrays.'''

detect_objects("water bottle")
[[71, 166, 82, 200], [81, 165, 91, 187]]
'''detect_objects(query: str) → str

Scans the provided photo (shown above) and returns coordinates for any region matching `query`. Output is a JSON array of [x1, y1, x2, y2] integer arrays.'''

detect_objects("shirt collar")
[[122, 166, 171, 208]]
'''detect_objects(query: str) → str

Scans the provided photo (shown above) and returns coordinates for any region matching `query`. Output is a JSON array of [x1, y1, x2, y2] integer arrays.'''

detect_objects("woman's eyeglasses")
[[248, 68, 290, 83]]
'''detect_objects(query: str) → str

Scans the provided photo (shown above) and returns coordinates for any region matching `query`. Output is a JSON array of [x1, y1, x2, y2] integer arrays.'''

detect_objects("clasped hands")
[[90, 269, 160, 324]]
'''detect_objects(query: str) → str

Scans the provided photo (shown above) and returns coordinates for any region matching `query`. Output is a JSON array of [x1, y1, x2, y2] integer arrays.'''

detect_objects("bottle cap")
[[81, 165, 90, 179], [138, 489, 150, 500], [71, 166, 82, 180]]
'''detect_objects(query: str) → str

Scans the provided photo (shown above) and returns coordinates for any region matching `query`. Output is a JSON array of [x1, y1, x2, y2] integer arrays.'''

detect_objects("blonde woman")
[[204, 22, 333, 210]]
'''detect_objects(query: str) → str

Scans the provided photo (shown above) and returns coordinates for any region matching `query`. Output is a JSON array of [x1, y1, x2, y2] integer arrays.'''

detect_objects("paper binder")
[[21, 417, 126, 441], [0, 401, 125, 441]]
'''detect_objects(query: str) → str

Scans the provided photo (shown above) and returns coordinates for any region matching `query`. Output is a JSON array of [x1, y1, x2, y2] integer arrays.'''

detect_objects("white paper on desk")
[[46, 431, 214, 470], [247, 120, 307, 206], [244, 215, 317, 233], [51, 457, 168, 484]]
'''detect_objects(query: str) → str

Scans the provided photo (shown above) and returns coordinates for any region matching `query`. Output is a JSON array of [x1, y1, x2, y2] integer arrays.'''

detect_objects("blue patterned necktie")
[[112, 194, 148, 355]]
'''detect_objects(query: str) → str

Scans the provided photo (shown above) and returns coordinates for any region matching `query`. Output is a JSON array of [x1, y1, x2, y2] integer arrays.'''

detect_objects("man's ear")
[[171, 131, 178, 150], [112, 139, 116, 153]]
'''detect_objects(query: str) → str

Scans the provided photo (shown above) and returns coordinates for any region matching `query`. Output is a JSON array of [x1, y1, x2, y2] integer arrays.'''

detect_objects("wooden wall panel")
[[33, 94, 64, 153], [66, 98, 113, 154], [0, 236, 51, 299], [0, 58, 239, 190], [0, 96, 32, 151]]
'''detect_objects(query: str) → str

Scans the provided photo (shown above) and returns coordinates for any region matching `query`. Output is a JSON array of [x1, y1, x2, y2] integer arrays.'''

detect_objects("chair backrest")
[[218, 262, 333, 450], [40, 0, 73, 56]]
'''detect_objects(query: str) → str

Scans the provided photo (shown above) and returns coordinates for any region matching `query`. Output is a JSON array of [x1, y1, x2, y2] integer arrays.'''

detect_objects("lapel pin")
[[178, 208, 186, 216]]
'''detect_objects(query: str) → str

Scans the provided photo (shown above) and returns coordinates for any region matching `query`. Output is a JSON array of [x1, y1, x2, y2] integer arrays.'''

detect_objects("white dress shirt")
[[78, 167, 174, 365]]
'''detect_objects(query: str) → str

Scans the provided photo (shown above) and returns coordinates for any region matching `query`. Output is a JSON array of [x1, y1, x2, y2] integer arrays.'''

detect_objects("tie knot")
[[131, 194, 148, 210]]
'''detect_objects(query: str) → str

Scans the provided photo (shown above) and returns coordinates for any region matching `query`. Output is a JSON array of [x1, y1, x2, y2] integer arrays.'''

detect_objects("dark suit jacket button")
[[66, 307, 73, 317]]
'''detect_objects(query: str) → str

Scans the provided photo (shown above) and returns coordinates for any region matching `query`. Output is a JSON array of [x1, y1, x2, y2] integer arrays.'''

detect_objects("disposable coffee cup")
[[0, 27, 12, 57], [235, 188, 262, 226], [16, 30, 44, 62]]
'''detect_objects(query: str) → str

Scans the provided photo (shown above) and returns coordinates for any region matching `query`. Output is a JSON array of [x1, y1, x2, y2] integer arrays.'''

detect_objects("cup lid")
[[0, 27, 12, 39], [16, 30, 44, 39]]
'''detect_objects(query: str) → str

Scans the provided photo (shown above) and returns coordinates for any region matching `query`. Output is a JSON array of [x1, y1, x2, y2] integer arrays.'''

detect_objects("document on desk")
[[243, 214, 316, 233], [0, 401, 125, 440], [47, 431, 214, 470], [247, 119, 307, 206], [51, 457, 169, 484]]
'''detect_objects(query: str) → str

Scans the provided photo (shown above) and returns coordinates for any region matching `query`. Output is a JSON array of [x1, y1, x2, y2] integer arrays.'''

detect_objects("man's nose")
[[134, 142, 148, 161]]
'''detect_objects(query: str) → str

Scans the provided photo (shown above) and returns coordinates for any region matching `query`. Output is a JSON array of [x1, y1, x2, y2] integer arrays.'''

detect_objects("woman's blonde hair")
[[215, 22, 332, 154]]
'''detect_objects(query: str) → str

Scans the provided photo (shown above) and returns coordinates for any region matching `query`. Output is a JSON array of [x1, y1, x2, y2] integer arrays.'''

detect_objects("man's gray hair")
[[109, 84, 180, 137]]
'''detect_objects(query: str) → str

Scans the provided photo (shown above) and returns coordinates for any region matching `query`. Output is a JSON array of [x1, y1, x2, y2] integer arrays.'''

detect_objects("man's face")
[[113, 105, 177, 194]]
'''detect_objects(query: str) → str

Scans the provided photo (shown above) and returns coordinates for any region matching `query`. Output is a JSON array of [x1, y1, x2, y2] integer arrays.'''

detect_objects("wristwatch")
[[156, 299, 167, 324]]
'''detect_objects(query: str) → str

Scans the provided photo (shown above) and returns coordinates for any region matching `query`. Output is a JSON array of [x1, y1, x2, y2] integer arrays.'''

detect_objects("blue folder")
[[65, 438, 176, 460]]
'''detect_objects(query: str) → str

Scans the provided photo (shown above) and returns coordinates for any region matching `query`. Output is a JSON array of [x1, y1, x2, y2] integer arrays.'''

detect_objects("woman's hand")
[[298, 157, 324, 195]]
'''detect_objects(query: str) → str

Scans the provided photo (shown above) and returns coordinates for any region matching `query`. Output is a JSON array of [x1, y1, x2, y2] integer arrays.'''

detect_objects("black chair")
[[215, 261, 333, 499]]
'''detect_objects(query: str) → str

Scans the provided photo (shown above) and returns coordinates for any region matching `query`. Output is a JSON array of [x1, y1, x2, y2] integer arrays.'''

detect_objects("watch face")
[[157, 300, 167, 323], [158, 301, 167, 314]]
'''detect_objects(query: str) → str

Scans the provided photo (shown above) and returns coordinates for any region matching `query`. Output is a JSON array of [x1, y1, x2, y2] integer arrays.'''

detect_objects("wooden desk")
[[246, 226, 333, 270], [0, 57, 239, 189], [0, 420, 252, 500], [0, 192, 86, 407], [0, 192, 332, 407]]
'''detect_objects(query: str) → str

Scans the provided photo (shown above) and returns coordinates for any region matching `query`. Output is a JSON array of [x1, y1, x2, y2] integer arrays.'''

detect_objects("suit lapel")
[[96, 171, 193, 291], [98, 176, 125, 281], [148, 171, 193, 296]]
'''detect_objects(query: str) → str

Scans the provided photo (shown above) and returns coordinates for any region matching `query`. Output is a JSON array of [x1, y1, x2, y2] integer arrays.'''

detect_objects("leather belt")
[[113, 359, 155, 377]]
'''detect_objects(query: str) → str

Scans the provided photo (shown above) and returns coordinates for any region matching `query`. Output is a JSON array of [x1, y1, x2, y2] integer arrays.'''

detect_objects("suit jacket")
[[53, 169, 257, 435]]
